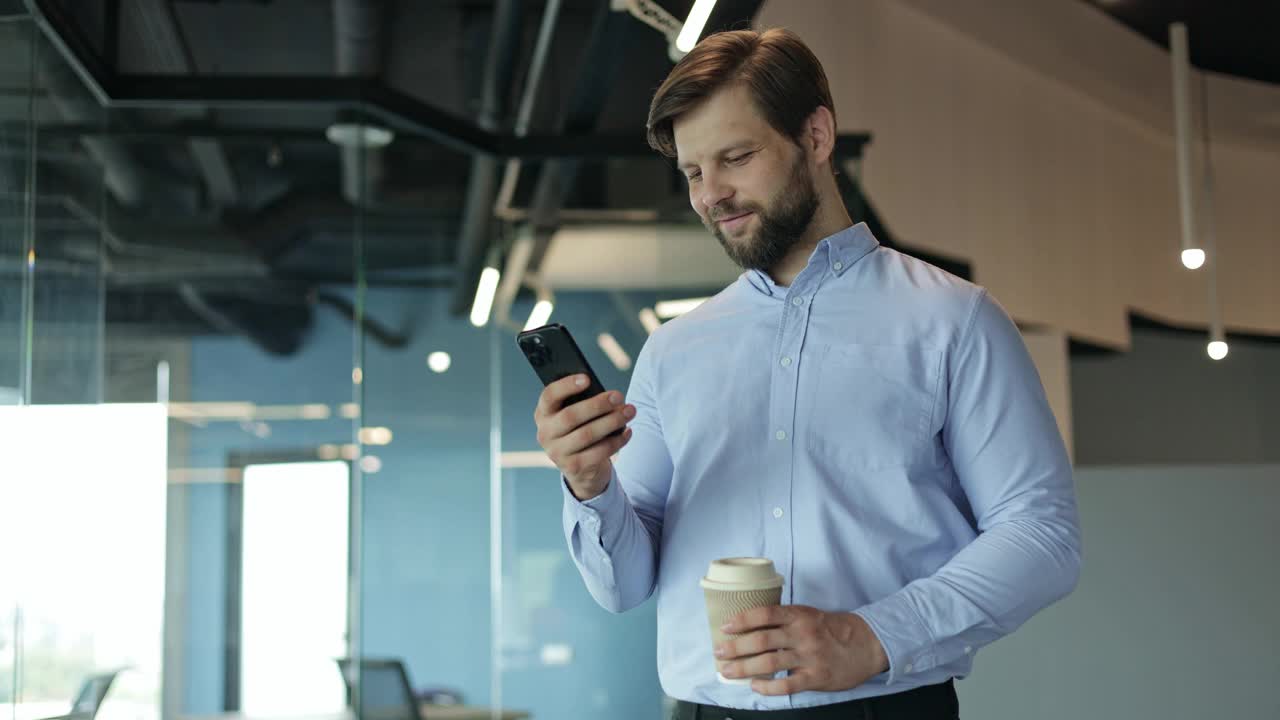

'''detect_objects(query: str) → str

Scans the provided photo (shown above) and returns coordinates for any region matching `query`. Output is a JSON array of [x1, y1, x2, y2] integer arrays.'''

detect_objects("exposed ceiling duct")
[[37, 43, 148, 209], [333, 0, 389, 207], [127, 0, 239, 210], [12, 0, 875, 346], [448, 0, 524, 315]]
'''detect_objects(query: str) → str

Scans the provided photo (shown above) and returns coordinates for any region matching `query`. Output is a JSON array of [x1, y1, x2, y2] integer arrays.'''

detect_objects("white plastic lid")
[[699, 557, 783, 591]]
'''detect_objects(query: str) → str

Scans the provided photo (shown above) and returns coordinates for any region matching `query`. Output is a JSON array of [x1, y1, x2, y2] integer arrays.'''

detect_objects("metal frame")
[[23, 0, 871, 162], [222, 449, 355, 712], [25, 0, 873, 320]]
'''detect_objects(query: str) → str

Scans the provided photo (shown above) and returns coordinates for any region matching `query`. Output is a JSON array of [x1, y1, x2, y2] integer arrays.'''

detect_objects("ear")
[[802, 105, 837, 171]]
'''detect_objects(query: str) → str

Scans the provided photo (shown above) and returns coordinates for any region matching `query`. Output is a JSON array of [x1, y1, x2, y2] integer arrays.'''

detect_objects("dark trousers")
[[670, 679, 959, 720]]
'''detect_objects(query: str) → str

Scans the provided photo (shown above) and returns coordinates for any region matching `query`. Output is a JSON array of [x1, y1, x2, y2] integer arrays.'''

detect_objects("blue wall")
[[180, 285, 705, 720]]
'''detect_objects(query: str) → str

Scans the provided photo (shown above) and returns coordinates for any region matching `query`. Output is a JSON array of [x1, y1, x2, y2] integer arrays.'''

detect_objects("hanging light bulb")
[[1170, 23, 1205, 271], [1199, 73, 1227, 363]]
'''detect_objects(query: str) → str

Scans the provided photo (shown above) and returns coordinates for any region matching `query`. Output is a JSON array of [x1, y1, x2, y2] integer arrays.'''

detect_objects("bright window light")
[[470, 266, 501, 327], [0, 404, 167, 720], [240, 461, 348, 715], [676, 0, 718, 53]]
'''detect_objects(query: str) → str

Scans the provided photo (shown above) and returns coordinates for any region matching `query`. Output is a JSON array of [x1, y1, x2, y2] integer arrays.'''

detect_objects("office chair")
[[35, 668, 123, 720], [335, 657, 420, 720], [71, 669, 123, 720]]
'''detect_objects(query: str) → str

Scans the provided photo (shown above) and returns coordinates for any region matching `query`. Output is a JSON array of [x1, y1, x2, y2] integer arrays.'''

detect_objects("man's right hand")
[[534, 374, 635, 501]]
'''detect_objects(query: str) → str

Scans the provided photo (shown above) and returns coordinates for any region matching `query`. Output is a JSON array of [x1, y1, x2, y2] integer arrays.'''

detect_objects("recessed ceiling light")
[[427, 352, 452, 373]]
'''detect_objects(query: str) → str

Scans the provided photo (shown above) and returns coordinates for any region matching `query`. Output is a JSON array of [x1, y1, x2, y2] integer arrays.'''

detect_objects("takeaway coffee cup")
[[700, 557, 785, 685]]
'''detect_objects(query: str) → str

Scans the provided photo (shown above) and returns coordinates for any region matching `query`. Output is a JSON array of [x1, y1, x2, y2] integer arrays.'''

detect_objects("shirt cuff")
[[853, 589, 938, 686], [561, 465, 627, 551]]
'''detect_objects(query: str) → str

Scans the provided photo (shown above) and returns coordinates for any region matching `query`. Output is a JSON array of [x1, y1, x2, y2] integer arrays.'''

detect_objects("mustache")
[[708, 205, 758, 222]]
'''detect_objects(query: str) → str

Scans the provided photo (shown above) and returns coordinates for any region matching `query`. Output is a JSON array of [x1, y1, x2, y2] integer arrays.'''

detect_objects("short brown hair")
[[646, 28, 836, 159]]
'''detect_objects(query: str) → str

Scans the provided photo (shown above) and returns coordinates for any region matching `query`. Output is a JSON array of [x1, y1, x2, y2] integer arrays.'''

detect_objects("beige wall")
[[759, 0, 1280, 349], [1020, 327, 1074, 462]]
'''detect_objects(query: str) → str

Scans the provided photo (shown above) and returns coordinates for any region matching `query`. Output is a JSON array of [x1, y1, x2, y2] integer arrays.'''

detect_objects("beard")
[[706, 150, 820, 272]]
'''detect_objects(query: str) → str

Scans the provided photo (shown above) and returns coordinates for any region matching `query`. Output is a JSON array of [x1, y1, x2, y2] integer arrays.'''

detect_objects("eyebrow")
[[678, 141, 756, 172]]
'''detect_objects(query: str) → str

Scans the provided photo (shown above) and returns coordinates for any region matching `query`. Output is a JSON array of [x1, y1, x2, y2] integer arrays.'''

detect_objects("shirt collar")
[[743, 222, 880, 296]]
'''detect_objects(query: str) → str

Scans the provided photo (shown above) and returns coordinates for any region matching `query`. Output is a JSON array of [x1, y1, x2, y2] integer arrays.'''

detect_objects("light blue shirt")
[[561, 222, 1082, 710]]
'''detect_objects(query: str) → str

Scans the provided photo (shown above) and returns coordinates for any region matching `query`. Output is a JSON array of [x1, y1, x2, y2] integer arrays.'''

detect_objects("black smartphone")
[[516, 323, 623, 438]]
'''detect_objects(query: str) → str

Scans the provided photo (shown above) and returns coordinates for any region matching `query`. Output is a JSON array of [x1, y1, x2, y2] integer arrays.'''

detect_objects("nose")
[[696, 172, 734, 215]]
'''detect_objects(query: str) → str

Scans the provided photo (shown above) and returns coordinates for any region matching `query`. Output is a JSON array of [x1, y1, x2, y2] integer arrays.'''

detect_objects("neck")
[[768, 179, 853, 287]]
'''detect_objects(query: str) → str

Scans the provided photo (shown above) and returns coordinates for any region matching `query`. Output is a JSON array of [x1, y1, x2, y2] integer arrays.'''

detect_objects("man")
[[532, 28, 1081, 719]]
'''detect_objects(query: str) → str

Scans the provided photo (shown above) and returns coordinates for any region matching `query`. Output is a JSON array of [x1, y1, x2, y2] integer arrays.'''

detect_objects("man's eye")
[[686, 172, 702, 183], [727, 152, 754, 165]]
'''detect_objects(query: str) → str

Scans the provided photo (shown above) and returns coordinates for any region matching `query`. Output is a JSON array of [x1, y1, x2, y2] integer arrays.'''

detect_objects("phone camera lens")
[[524, 342, 550, 367]]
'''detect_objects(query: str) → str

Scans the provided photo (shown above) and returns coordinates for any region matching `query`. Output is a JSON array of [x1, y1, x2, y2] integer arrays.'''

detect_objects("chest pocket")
[[804, 342, 941, 470]]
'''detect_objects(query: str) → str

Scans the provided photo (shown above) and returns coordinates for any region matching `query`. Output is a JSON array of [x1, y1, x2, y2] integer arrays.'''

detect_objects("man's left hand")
[[715, 605, 889, 696]]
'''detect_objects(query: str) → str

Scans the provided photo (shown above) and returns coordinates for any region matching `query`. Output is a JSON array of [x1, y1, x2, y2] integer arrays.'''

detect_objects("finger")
[[723, 604, 789, 634], [534, 374, 593, 419], [751, 670, 812, 697], [555, 403, 634, 457], [725, 650, 799, 680], [567, 426, 633, 470], [610, 426, 634, 458], [716, 628, 790, 660], [550, 391, 624, 441]]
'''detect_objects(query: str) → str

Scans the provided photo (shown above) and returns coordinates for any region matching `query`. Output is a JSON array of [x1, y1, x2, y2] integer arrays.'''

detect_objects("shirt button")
[[964, 646, 972, 654], [780, 356, 792, 367], [772, 507, 783, 519], [833, 261, 843, 271], [775, 430, 787, 441], [904, 664, 913, 673], [791, 297, 804, 306]]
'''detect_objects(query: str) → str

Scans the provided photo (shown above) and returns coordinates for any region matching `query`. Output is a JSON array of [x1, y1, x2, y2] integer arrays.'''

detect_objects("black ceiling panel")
[[1082, 0, 1280, 86]]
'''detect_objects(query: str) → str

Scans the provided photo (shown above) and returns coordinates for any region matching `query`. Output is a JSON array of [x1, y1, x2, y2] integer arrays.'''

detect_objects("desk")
[[420, 706, 528, 720], [183, 705, 530, 720]]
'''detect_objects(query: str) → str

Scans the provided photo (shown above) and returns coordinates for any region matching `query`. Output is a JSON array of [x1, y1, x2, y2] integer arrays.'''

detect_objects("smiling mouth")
[[717, 212, 753, 226]]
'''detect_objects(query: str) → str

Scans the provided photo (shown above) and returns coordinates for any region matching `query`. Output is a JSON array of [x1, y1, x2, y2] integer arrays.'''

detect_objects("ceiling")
[[6, 0, 1276, 356], [2, 0, 776, 354], [1082, 0, 1280, 86]]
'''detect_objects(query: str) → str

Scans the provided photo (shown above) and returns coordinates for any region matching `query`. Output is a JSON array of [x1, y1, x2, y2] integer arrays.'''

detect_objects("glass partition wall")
[[1, 10, 721, 720], [1, 14, 37, 720], [0, 13, 375, 720]]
